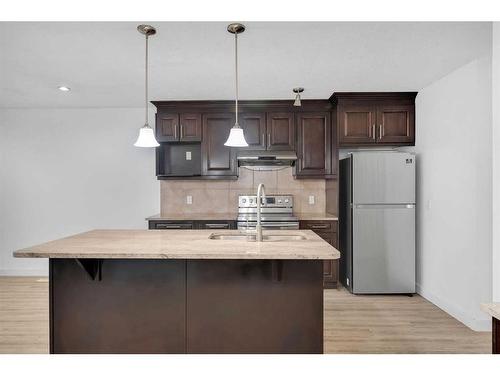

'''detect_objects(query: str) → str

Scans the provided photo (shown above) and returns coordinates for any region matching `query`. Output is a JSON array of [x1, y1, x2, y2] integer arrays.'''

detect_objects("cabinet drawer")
[[196, 221, 235, 230], [300, 221, 337, 233], [150, 221, 194, 230]]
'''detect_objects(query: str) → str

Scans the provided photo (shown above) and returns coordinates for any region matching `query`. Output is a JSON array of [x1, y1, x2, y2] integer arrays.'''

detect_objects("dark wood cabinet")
[[300, 220, 339, 289], [239, 112, 266, 150], [152, 100, 337, 180], [332, 92, 417, 147], [156, 112, 202, 142], [179, 113, 202, 141], [156, 112, 179, 142], [296, 112, 332, 178], [266, 112, 295, 150], [202, 113, 237, 177], [337, 104, 377, 145], [377, 104, 414, 144]]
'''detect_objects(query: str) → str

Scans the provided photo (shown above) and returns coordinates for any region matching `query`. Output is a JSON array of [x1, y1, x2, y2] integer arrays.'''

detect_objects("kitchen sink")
[[208, 233, 307, 242]]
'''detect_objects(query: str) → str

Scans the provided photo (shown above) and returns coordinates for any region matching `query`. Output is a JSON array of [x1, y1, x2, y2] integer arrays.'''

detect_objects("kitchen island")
[[14, 229, 339, 354]]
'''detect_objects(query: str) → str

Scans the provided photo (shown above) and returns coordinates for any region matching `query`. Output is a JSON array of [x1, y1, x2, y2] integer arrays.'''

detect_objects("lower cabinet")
[[299, 220, 339, 289]]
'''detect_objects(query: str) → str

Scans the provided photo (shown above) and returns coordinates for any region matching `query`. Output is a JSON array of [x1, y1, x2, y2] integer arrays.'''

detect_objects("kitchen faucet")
[[256, 183, 266, 242]]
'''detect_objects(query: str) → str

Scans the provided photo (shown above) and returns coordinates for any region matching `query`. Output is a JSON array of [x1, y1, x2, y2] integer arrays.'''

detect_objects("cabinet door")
[[239, 112, 266, 150], [266, 112, 295, 151], [296, 112, 331, 177], [377, 104, 415, 144], [179, 113, 202, 142], [202, 113, 237, 176], [338, 104, 376, 145], [156, 112, 179, 142]]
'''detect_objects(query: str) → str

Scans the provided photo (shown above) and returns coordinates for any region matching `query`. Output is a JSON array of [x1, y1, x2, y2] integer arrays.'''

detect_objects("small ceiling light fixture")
[[134, 24, 160, 148], [224, 23, 248, 148], [293, 87, 304, 107], [58, 86, 71, 92]]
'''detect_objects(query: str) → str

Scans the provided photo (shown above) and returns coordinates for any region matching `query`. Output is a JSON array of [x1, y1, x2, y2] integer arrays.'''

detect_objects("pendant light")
[[293, 87, 304, 107], [134, 24, 160, 148], [224, 23, 248, 147]]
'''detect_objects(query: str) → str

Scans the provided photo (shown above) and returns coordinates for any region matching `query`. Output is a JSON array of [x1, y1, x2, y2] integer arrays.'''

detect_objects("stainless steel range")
[[237, 194, 299, 230]]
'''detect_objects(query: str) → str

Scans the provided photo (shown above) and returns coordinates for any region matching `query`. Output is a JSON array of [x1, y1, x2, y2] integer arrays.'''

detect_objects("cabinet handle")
[[157, 224, 182, 229], [372, 124, 375, 140], [205, 223, 229, 229], [379, 125, 382, 140], [173, 125, 177, 140], [262, 133, 265, 146], [267, 133, 271, 146], [311, 224, 329, 229], [180, 124, 184, 139]]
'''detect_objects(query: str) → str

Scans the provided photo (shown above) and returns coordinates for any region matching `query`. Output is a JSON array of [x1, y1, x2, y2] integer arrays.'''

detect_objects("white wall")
[[0, 108, 159, 275], [492, 22, 500, 302], [414, 55, 492, 331]]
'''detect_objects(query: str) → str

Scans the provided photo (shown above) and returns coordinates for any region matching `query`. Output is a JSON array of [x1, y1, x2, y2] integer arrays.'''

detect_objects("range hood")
[[237, 150, 297, 171]]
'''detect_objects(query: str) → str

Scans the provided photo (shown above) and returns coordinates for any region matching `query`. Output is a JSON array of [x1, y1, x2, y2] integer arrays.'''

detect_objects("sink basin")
[[208, 233, 307, 242]]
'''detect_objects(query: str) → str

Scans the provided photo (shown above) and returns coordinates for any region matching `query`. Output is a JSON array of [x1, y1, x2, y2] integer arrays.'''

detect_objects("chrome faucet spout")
[[256, 183, 266, 242]]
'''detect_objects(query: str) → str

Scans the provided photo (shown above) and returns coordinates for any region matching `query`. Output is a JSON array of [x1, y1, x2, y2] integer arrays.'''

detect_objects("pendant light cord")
[[235, 32, 239, 127], [145, 33, 149, 127]]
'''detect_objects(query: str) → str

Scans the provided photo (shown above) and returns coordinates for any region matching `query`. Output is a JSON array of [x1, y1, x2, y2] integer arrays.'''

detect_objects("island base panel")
[[50, 259, 324, 354], [187, 260, 324, 353], [50, 259, 186, 354]]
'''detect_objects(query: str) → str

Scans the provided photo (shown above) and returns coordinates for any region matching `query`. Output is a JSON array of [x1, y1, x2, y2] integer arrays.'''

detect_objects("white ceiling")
[[0, 22, 492, 108]]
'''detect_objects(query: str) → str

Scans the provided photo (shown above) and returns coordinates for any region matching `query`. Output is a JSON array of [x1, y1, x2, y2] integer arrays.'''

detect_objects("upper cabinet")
[[239, 112, 295, 151], [239, 112, 266, 150], [266, 112, 295, 151], [295, 112, 332, 178], [332, 92, 417, 147], [152, 100, 338, 180], [201, 113, 237, 177], [155, 111, 202, 142]]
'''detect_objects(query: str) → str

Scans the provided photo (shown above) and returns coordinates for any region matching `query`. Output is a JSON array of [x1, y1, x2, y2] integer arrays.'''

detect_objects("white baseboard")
[[0, 268, 48, 276], [416, 282, 491, 332]]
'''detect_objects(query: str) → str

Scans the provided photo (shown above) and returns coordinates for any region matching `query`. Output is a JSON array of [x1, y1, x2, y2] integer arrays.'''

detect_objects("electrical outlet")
[[186, 151, 192, 161], [308, 195, 315, 205], [186, 195, 192, 205]]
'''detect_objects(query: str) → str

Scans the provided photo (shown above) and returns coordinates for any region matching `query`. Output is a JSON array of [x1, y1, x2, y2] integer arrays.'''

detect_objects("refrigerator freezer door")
[[352, 152, 415, 204], [352, 204, 415, 293]]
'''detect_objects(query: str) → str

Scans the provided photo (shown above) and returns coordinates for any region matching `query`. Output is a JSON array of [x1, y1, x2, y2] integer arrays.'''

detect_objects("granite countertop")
[[147, 213, 338, 221], [481, 303, 500, 320], [13, 229, 340, 260]]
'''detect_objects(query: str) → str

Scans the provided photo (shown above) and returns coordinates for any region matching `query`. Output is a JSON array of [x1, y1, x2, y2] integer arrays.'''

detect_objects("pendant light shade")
[[134, 24, 159, 148], [224, 127, 248, 147], [293, 87, 304, 107], [134, 125, 160, 147], [224, 23, 248, 148]]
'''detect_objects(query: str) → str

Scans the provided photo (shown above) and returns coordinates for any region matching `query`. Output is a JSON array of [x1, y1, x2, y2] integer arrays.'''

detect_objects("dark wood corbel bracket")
[[75, 259, 103, 281]]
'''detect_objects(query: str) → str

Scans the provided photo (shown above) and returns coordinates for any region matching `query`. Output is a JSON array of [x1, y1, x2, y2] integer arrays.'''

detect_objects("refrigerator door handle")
[[354, 204, 415, 209]]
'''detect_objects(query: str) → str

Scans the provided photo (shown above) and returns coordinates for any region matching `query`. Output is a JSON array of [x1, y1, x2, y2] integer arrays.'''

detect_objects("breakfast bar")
[[14, 229, 339, 354]]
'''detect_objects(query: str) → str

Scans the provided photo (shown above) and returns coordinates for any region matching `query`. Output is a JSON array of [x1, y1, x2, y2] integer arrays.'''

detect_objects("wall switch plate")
[[186, 151, 192, 161], [186, 195, 193, 205], [308, 195, 315, 205]]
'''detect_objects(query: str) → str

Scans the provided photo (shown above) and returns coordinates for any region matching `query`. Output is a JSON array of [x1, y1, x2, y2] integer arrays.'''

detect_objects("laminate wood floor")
[[0, 277, 491, 354]]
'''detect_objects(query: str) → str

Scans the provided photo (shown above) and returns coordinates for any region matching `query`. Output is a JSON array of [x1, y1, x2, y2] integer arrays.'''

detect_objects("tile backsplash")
[[160, 167, 336, 216]]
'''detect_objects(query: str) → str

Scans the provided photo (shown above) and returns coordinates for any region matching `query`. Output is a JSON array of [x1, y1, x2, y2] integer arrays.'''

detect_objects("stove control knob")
[[277, 199, 282, 203], [249, 198, 253, 204], [242, 198, 246, 204], [284, 199, 289, 203]]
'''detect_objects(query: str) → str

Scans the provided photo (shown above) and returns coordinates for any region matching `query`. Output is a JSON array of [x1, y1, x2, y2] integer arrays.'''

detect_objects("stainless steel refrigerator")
[[339, 151, 416, 294]]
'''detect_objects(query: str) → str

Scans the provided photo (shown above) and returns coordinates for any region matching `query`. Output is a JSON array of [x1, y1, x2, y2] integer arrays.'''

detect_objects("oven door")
[[237, 221, 299, 231]]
